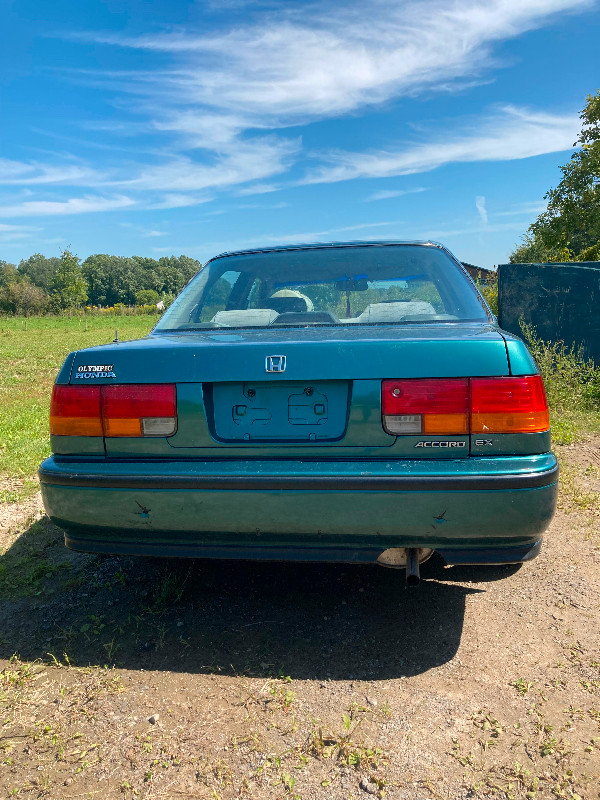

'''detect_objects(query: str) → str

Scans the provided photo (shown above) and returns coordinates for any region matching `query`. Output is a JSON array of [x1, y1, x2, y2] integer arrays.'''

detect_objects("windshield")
[[153, 244, 491, 332]]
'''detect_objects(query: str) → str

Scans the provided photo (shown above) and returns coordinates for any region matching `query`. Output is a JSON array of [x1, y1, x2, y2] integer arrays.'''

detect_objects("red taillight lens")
[[382, 375, 549, 436], [382, 379, 469, 434], [102, 385, 177, 437], [50, 385, 103, 436], [471, 376, 549, 433], [50, 384, 177, 437]]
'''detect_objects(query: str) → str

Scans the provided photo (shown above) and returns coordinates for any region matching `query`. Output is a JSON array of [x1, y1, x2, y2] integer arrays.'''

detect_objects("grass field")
[[0, 315, 157, 502]]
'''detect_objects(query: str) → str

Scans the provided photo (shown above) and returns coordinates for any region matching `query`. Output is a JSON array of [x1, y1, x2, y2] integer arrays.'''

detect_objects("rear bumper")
[[60, 536, 543, 566], [39, 454, 558, 565]]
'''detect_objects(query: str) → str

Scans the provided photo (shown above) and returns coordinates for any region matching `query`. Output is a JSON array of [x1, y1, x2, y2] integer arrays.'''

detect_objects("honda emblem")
[[265, 355, 286, 373]]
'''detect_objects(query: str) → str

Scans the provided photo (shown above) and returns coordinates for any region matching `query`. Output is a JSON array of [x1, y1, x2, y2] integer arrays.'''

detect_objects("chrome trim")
[[265, 355, 287, 373]]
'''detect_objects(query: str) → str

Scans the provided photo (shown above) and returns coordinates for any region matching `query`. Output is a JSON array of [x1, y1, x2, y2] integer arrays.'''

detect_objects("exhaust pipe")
[[376, 547, 432, 584], [405, 548, 420, 587]]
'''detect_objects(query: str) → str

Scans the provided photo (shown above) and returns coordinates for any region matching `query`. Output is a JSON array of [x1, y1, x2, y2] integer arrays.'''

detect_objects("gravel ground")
[[0, 439, 598, 799]]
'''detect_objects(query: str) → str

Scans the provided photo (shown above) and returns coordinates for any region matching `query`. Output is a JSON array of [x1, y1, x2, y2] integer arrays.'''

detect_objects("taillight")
[[50, 385, 103, 437], [102, 385, 177, 437], [382, 379, 469, 434], [471, 376, 549, 433], [382, 376, 549, 436], [50, 384, 177, 437]]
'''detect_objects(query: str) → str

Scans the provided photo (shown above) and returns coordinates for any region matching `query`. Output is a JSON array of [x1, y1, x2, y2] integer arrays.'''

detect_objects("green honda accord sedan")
[[39, 241, 557, 584]]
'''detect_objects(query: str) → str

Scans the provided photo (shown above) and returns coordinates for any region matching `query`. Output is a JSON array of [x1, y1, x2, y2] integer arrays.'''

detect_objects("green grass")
[[0, 315, 157, 501], [0, 517, 71, 597], [477, 280, 498, 316], [520, 322, 600, 444]]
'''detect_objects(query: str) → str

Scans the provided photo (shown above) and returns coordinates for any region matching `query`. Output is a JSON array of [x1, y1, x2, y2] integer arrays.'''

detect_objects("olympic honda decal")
[[75, 364, 117, 379]]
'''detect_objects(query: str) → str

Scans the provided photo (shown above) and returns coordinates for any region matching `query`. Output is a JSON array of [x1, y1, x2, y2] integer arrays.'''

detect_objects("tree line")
[[0, 252, 202, 315], [510, 91, 600, 263]]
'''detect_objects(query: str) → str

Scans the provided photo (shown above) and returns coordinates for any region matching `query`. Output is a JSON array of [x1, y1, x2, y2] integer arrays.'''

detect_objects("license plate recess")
[[211, 381, 350, 442]]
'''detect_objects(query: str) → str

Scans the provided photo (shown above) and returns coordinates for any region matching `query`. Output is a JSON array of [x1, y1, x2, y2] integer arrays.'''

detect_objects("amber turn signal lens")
[[103, 418, 143, 437], [50, 415, 104, 437], [423, 413, 469, 435]]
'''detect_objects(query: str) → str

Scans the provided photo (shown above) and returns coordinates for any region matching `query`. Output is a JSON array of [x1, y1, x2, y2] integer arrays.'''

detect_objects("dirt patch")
[[0, 443, 599, 799], [0, 480, 43, 538], [556, 438, 600, 500]]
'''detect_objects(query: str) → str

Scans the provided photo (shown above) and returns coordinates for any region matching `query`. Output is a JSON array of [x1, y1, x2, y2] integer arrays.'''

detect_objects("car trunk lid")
[[69, 323, 508, 383], [63, 323, 510, 455]]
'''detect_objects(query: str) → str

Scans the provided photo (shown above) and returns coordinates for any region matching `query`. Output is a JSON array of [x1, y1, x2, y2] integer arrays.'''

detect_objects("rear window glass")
[[153, 244, 490, 332]]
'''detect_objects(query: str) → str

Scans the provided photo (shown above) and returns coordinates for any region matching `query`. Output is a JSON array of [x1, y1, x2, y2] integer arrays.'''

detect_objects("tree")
[[0, 260, 49, 314], [0, 260, 19, 287], [155, 255, 201, 294], [18, 253, 61, 290], [50, 250, 88, 310], [131, 256, 162, 294], [0, 281, 49, 315], [82, 254, 147, 305], [135, 288, 160, 305], [510, 91, 600, 263]]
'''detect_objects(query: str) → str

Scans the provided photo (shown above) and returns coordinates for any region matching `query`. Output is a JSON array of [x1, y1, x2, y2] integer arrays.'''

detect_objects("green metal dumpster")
[[498, 262, 600, 362]]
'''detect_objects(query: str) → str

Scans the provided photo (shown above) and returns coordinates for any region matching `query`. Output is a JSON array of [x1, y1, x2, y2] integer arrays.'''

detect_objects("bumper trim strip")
[[40, 463, 558, 492], [63, 536, 543, 565]]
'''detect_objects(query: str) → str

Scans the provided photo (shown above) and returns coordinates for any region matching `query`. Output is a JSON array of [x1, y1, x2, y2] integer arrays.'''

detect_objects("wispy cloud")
[[0, 223, 40, 232], [0, 195, 135, 218], [119, 222, 168, 237], [81, 0, 590, 134], [0, 158, 104, 186], [152, 220, 409, 256], [304, 106, 580, 184], [496, 200, 547, 216], [365, 187, 427, 202], [420, 220, 532, 239], [220, 220, 404, 247], [4, 0, 593, 236], [0, 222, 43, 243], [59, 0, 589, 195], [113, 138, 300, 193], [476, 195, 488, 224], [236, 183, 282, 196], [150, 194, 211, 210], [236, 201, 289, 210]]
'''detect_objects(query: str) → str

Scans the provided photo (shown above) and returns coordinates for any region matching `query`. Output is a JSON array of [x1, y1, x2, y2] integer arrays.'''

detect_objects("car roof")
[[210, 240, 447, 262]]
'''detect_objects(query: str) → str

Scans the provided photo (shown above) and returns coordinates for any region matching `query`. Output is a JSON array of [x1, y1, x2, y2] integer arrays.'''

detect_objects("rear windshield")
[[153, 244, 491, 332]]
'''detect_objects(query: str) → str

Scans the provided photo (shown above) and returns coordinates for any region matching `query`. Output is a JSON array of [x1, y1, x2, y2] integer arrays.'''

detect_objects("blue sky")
[[1, 0, 599, 268]]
